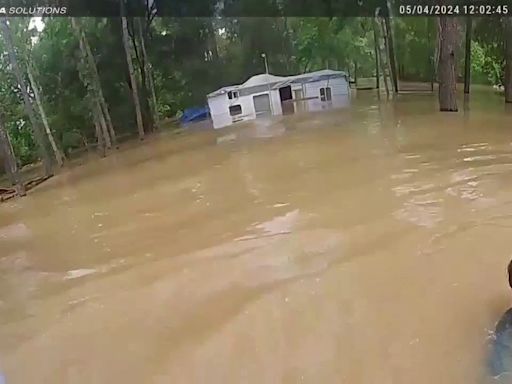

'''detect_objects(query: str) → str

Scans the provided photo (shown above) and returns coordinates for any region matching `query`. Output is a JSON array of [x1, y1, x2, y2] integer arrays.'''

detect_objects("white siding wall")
[[243, 90, 282, 117], [234, 95, 257, 121], [208, 90, 282, 129], [304, 77, 349, 112], [269, 90, 283, 115], [207, 93, 254, 129], [207, 94, 231, 129]]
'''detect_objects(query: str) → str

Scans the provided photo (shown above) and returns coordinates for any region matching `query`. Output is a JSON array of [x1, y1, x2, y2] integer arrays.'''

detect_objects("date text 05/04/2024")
[[399, 4, 509, 16]]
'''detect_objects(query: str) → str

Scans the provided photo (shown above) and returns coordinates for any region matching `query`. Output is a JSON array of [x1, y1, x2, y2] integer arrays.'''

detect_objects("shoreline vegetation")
[[0, 14, 511, 199]]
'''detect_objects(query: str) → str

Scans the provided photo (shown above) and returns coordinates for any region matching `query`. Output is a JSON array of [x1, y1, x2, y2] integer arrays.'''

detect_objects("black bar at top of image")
[[0, 0, 390, 17], [1, 0, 512, 17]]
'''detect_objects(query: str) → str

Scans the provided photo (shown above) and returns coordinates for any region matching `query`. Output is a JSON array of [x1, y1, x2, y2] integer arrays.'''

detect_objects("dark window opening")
[[320, 87, 332, 102], [229, 104, 242, 116], [228, 91, 239, 100], [279, 86, 294, 115]]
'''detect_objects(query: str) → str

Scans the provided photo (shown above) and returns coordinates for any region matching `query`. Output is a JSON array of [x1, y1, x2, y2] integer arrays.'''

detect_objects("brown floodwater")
[[1, 88, 512, 383]]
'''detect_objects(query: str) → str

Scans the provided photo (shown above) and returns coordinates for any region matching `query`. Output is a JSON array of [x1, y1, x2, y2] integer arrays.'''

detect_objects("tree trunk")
[[208, 18, 219, 62], [82, 31, 118, 147], [377, 18, 390, 97], [92, 103, 106, 158], [504, 17, 512, 103], [121, 1, 145, 140], [27, 66, 65, 167], [0, 17, 53, 177], [384, 17, 399, 93], [353, 61, 358, 85], [0, 115, 25, 196], [464, 17, 472, 94], [71, 18, 117, 147], [373, 20, 380, 90], [96, 99, 111, 149], [137, 18, 159, 128], [428, 17, 435, 92], [71, 17, 110, 150], [438, 16, 458, 112], [131, 28, 154, 134]]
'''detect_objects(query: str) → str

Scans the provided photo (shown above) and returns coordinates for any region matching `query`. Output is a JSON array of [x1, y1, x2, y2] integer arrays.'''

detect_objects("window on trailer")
[[228, 91, 239, 100], [229, 104, 242, 116], [320, 87, 332, 102]]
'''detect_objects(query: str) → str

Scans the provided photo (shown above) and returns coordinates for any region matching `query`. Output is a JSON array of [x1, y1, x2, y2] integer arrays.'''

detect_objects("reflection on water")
[[1, 90, 512, 383]]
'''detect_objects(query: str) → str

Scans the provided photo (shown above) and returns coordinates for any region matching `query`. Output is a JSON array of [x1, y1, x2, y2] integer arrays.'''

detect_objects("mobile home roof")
[[207, 70, 347, 98]]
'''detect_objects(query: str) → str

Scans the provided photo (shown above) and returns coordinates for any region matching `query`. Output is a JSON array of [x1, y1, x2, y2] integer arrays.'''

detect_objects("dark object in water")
[[508, 260, 512, 292], [180, 107, 210, 124], [489, 308, 512, 379], [487, 260, 512, 381], [0, 175, 51, 202]]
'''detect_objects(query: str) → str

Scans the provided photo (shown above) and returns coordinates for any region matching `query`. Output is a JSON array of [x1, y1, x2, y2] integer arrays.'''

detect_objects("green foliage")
[[473, 18, 505, 86], [394, 18, 435, 81]]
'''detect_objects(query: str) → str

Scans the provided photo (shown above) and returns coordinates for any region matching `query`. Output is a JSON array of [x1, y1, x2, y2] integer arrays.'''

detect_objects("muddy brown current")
[[1, 89, 512, 383]]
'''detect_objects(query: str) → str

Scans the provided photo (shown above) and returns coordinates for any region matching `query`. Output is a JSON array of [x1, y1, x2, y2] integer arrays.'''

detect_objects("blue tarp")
[[180, 107, 210, 124]]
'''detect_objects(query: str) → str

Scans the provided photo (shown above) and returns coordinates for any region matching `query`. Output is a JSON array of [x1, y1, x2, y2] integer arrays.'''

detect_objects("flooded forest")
[[2, 2, 512, 383]]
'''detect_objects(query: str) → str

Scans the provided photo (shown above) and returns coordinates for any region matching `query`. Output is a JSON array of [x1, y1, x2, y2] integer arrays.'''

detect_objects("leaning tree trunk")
[[0, 17, 53, 177], [27, 66, 65, 167], [70, 18, 115, 148], [81, 25, 117, 146], [464, 17, 472, 94], [92, 103, 106, 158], [137, 18, 159, 127], [121, 2, 145, 140], [373, 20, 380, 90], [438, 16, 458, 112], [71, 18, 110, 152], [96, 99, 110, 147], [384, 17, 399, 93], [129, 18, 153, 134], [0, 115, 25, 196], [504, 17, 512, 103]]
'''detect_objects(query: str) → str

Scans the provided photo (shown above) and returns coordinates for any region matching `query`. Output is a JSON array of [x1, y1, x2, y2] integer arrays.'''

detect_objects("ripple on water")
[[235, 209, 301, 241], [393, 198, 443, 228], [392, 182, 436, 197]]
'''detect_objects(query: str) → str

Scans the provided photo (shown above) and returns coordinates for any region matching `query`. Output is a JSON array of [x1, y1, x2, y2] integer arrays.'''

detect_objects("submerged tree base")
[[0, 175, 52, 202], [439, 107, 458, 112]]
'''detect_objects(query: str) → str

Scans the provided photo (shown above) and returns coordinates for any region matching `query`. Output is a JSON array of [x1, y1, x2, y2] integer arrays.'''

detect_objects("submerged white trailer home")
[[207, 70, 350, 129]]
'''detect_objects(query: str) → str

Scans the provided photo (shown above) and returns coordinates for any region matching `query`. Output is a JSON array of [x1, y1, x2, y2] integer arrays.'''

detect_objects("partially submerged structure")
[[207, 69, 350, 129]]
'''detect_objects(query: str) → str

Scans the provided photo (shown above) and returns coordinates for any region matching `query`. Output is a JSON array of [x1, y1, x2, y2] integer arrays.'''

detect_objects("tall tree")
[[384, 17, 399, 93], [93, 102, 106, 157], [6, 18, 65, 167], [0, 17, 53, 177], [121, 1, 145, 140], [373, 19, 380, 90], [27, 66, 65, 167], [136, 18, 159, 127], [81, 21, 118, 147], [464, 17, 472, 94], [0, 114, 25, 196], [71, 18, 112, 152], [428, 17, 435, 92], [377, 17, 391, 96], [438, 16, 458, 112], [70, 18, 116, 148], [504, 17, 512, 103]]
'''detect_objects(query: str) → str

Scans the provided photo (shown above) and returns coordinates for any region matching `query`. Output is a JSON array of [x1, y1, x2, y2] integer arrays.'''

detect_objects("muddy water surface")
[[1, 90, 512, 383]]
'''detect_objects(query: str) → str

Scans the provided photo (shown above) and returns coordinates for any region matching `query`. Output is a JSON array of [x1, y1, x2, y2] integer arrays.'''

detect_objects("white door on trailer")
[[253, 94, 271, 116]]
